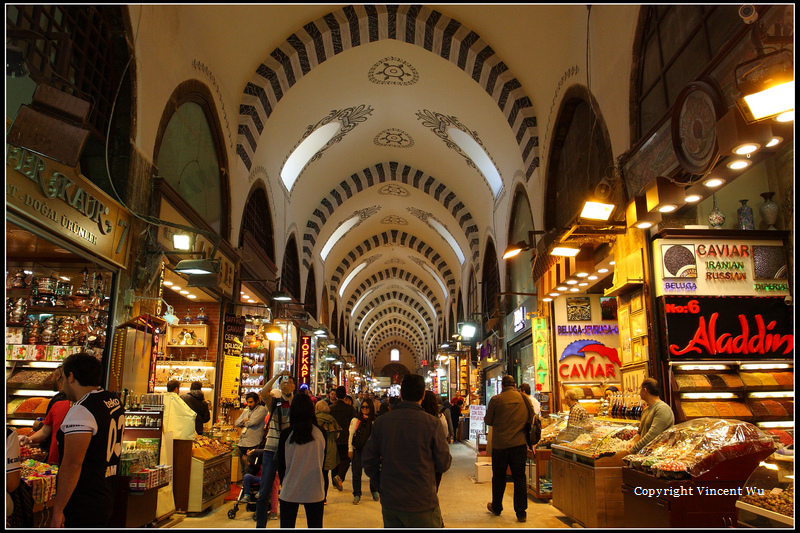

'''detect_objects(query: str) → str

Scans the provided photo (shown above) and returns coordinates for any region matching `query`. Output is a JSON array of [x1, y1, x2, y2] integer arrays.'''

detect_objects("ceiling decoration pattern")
[[374, 128, 415, 148], [281, 104, 374, 195], [359, 306, 432, 340], [368, 56, 419, 85], [378, 183, 410, 197], [380, 215, 408, 225], [367, 320, 425, 351], [416, 109, 501, 194], [302, 161, 479, 270], [344, 268, 442, 316], [368, 325, 424, 355], [351, 292, 436, 341], [328, 230, 455, 295], [237, 4, 539, 179]]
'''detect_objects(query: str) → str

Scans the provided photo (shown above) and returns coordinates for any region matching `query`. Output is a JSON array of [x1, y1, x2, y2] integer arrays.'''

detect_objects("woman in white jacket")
[[347, 400, 379, 505]]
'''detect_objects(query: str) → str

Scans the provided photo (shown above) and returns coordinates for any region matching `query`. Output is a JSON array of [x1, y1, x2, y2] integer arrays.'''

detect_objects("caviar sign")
[[661, 296, 793, 359], [298, 336, 312, 388]]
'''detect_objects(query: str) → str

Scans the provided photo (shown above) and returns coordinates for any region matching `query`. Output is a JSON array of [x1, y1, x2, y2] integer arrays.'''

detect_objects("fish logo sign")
[[560, 339, 621, 367]]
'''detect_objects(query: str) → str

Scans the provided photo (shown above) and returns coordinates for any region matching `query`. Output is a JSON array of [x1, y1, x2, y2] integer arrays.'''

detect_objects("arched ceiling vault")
[[235, 4, 547, 372]]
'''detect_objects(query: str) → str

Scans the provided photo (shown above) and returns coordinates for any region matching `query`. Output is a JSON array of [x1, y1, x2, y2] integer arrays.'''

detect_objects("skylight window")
[[391, 349, 400, 361], [320, 214, 359, 261], [339, 263, 367, 298], [281, 122, 340, 191], [427, 217, 465, 264], [447, 127, 503, 197], [419, 262, 448, 301]]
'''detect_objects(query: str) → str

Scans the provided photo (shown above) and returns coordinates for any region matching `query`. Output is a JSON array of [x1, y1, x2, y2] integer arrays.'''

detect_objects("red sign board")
[[298, 336, 312, 387], [661, 296, 794, 359], [421, 360, 427, 366]]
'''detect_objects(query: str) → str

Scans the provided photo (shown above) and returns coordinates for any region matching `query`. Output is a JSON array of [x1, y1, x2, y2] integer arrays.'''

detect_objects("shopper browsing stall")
[[234, 392, 267, 479], [627, 378, 674, 454]]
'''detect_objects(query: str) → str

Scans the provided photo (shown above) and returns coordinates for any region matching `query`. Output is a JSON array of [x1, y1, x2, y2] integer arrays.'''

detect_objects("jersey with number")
[[57, 389, 124, 525]]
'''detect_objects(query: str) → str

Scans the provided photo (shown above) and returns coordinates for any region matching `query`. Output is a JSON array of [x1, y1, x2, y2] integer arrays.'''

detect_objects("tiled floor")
[[169, 442, 574, 529]]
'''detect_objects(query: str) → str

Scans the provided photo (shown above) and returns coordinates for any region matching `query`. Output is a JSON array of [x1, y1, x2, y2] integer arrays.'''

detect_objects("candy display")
[[192, 434, 232, 460], [624, 418, 777, 479], [20, 459, 58, 503], [536, 417, 568, 449]]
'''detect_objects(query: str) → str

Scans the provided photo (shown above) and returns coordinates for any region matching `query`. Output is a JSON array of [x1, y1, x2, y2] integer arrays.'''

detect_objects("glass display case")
[[535, 414, 568, 449], [737, 452, 794, 528], [623, 418, 777, 479], [555, 420, 638, 458]]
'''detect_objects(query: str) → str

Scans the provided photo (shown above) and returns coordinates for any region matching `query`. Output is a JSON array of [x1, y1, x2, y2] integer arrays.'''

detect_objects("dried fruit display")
[[623, 418, 776, 479], [556, 421, 639, 458], [7, 370, 53, 385], [15, 397, 46, 413], [535, 417, 568, 449]]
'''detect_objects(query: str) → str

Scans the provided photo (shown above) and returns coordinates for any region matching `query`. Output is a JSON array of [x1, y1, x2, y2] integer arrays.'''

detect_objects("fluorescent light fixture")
[[766, 137, 783, 147], [727, 160, 750, 170], [569, 287, 579, 292], [446, 127, 503, 197], [550, 244, 580, 257], [171, 285, 182, 291], [314, 328, 328, 337], [12, 389, 57, 396], [597, 268, 609, 273], [681, 392, 736, 399], [459, 321, 478, 340], [749, 391, 793, 399], [757, 421, 794, 429], [676, 364, 728, 371], [557, 286, 568, 291], [566, 279, 578, 285], [180, 290, 189, 295], [587, 275, 598, 281], [580, 201, 615, 221], [327, 342, 338, 349], [173, 233, 192, 250], [740, 363, 790, 370], [271, 290, 292, 302], [549, 292, 560, 297], [703, 178, 725, 188], [174, 258, 219, 275], [281, 122, 340, 191]]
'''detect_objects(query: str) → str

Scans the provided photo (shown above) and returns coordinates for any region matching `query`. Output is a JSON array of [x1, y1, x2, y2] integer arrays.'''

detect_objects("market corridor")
[[170, 442, 572, 529]]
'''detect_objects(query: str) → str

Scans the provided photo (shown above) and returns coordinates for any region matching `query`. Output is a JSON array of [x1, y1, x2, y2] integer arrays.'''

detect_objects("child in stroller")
[[228, 447, 263, 519]]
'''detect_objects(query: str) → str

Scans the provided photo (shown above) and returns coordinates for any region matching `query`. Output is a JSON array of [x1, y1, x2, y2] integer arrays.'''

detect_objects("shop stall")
[[550, 418, 639, 528], [736, 449, 794, 528], [6, 146, 132, 428]]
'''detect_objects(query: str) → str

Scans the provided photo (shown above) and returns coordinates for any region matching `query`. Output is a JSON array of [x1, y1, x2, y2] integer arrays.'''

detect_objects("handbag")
[[519, 391, 535, 448]]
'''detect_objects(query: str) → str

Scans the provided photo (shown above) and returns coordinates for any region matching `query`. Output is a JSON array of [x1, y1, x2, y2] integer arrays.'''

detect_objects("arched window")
[[281, 236, 301, 301], [481, 240, 501, 338], [506, 188, 536, 311], [156, 100, 225, 233], [240, 187, 275, 263], [304, 266, 317, 321], [634, 5, 742, 140]]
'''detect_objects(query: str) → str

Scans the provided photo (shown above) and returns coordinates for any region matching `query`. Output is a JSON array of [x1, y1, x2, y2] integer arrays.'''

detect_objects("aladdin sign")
[[662, 296, 793, 358]]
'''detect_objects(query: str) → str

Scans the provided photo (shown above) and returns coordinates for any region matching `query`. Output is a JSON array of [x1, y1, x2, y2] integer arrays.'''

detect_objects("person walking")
[[421, 391, 449, 491], [485, 375, 532, 523], [255, 370, 294, 527], [329, 385, 356, 491], [519, 383, 541, 416], [314, 399, 341, 502], [450, 396, 464, 442], [275, 393, 326, 528], [234, 392, 267, 480], [181, 381, 211, 435], [49, 353, 125, 528], [362, 374, 452, 528], [348, 399, 379, 504]]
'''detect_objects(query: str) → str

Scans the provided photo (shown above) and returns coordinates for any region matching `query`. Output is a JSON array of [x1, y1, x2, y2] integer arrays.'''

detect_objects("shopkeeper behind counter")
[[626, 378, 674, 455]]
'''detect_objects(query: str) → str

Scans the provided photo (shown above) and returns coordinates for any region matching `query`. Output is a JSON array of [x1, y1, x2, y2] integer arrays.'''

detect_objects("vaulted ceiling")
[[130, 4, 641, 373]]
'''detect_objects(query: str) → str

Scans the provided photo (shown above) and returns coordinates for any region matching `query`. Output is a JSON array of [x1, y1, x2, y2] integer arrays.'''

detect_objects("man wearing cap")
[[484, 375, 533, 523]]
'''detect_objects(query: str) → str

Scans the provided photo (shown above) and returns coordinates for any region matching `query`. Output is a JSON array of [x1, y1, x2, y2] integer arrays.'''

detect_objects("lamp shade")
[[459, 321, 478, 339], [645, 176, 684, 214], [265, 325, 284, 342], [174, 258, 219, 275], [502, 241, 526, 260], [626, 195, 661, 229], [735, 50, 794, 124], [271, 290, 292, 301], [550, 243, 580, 257]]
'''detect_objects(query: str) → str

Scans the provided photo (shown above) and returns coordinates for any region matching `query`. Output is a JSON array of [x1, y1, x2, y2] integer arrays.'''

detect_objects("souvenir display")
[[623, 418, 777, 479], [536, 416, 569, 449]]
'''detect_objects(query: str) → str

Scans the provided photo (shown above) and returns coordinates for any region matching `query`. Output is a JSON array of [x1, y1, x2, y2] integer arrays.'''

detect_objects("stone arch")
[[329, 230, 456, 295], [304, 162, 478, 269], [353, 290, 435, 333], [238, 5, 539, 179], [359, 306, 432, 344], [343, 268, 443, 315]]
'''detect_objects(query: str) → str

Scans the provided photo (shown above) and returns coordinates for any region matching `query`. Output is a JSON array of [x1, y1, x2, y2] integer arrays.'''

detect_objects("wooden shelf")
[[652, 228, 789, 240]]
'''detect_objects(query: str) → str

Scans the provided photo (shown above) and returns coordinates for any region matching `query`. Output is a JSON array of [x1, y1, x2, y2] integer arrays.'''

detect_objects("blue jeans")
[[242, 473, 260, 497], [490, 444, 528, 517], [255, 450, 277, 527], [351, 449, 378, 497]]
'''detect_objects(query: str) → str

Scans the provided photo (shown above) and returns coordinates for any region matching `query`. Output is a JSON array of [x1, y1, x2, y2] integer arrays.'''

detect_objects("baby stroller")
[[228, 446, 264, 519]]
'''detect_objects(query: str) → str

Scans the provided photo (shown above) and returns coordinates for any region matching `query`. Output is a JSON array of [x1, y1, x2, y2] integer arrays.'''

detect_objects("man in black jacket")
[[329, 385, 356, 490], [181, 381, 211, 434]]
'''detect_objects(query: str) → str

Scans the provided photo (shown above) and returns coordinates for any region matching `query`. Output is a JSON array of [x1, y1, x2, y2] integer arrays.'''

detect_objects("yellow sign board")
[[6, 145, 132, 268]]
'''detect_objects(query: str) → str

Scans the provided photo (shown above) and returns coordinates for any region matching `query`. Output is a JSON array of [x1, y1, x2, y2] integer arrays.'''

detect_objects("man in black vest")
[[329, 385, 356, 490]]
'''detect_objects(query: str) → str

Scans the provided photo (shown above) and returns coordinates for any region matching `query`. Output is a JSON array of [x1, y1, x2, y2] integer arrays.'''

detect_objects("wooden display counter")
[[551, 445, 626, 528], [187, 452, 231, 513], [527, 448, 552, 500]]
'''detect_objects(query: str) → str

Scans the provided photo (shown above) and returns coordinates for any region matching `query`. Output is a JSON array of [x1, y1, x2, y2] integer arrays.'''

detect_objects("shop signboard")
[[554, 294, 621, 383], [469, 405, 486, 440], [298, 335, 312, 388], [532, 317, 551, 393], [6, 145, 132, 268], [661, 296, 793, 359], [653, 238, 789, 297], [221, 314, 245, 399]]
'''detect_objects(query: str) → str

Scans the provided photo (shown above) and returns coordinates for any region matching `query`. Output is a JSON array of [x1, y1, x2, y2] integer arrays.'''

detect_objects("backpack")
[[351, 419, 371, 451], [530, 413, 543, 447]]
